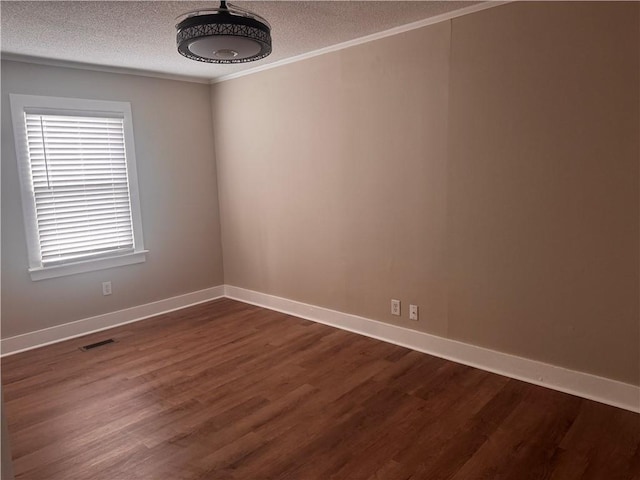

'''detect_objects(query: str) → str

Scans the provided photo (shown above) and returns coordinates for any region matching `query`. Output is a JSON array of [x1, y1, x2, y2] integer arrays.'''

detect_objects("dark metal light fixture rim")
[[175, 1, 272, 64], [176, 13, 270, 36], [175, 2, 271, 30], [177, 28, 272, 64]]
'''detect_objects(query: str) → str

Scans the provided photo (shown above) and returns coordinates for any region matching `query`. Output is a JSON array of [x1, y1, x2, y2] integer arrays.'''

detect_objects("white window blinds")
[[24, 113, 135, 266]]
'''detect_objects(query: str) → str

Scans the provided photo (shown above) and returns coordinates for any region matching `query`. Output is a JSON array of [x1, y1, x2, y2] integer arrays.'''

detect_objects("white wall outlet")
[[391, 299, 401, 316], [102, 281, 112, 296], [409, 304, 419, 321]]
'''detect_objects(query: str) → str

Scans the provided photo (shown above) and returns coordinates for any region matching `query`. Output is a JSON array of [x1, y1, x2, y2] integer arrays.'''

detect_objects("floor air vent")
[[80, 339, 116, 351]]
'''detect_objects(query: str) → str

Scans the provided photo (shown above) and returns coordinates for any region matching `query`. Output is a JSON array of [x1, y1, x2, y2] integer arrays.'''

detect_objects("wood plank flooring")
[[2, 298, 639, 479]]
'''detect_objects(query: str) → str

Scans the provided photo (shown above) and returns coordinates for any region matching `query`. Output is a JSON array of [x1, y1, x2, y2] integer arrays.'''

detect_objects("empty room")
[[1, 1, 639, 479]]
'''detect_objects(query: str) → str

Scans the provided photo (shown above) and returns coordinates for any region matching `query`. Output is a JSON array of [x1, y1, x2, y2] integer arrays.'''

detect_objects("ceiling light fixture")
[[176, 1, 272, 64]]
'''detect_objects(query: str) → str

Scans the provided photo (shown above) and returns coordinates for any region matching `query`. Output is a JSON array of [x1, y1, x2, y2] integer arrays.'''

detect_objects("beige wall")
[[214, 21, 452, 335], [1, 61, 224, 338], [447, 1, 639, 388], [213, 2, 639, 384]]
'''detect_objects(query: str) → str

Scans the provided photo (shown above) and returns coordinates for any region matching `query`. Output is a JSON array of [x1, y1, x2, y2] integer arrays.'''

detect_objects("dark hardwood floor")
[[2, 298, 639, 479]]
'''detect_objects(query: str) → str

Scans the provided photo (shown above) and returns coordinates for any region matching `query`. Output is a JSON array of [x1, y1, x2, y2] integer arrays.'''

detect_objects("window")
[[10, 94, 147, 281]]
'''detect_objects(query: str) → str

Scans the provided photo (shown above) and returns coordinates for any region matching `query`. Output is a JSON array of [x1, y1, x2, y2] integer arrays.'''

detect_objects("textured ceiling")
[[1, 1, 483, 82]]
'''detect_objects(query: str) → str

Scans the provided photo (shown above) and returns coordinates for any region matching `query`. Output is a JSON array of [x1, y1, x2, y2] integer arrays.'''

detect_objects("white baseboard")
[[224, 285, 640, 413], [0, 286, 225, 356], [2, 284, 637, 413]]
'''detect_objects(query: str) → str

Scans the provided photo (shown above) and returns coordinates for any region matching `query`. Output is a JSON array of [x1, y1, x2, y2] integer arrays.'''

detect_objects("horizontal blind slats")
[[36, 209, 132, 224], [38, 220, 133, 235], [33, 182, 129, 190], [36, 204, 132, 217], [32, 190, 130, 202], [32, 175, 129, 183], [29, 153, 126, 159], [25, 116, 123, 124], [40, 236, 134, 254], [41, 246, 134, 262], [36, 205, 132, 218], [42, 238, 132, 253], [37, 213, 133, 228], [40, 236, 134, 252], [25, 112, 136, 266], [34, 192, 130, 205], [43, 248, 135, 266]]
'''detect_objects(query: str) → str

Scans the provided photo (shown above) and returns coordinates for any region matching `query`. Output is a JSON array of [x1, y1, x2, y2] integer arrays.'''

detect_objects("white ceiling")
[[1, 1, 484, 83]]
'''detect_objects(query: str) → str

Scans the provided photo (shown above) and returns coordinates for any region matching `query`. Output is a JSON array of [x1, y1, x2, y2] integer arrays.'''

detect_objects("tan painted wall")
[[213, 2, 639, 384], [447, 1, 639, 388], [1, 61, 224, 338], [214, 20, 452, 335]]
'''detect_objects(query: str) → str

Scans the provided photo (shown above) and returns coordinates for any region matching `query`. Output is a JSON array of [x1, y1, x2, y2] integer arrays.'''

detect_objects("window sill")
[[29, 250, 148, 281]]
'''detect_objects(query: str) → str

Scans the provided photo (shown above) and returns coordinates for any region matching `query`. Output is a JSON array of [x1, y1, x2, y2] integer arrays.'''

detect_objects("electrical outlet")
[[409, 304, 419, 321], [102, 281, 112, 296], [391, 299, 401, 316]]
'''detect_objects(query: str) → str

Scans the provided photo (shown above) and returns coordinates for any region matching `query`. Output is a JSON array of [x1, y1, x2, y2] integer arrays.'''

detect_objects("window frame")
[[9, 94, 147, 281]]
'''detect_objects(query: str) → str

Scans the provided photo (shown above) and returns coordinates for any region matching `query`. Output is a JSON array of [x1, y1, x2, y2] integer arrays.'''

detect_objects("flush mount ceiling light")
[[176, 1, 272, 64]]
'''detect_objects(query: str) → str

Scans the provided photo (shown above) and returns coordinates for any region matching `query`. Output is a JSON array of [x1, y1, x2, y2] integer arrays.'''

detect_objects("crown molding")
[[211, 1, 511, 84], [0, 53, 211, 85]]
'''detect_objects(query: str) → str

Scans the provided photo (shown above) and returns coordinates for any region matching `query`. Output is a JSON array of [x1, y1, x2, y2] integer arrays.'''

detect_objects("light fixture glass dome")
[[176, 1, 272, 64]]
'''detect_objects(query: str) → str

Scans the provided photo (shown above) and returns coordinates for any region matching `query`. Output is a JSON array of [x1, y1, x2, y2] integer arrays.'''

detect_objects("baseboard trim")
[[0, 286, 225, 356], [224, 285, 640, 413], [2, 284, 637, 412]]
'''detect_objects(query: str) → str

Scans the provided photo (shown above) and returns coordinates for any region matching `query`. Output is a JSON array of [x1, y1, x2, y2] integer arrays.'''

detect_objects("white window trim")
[[9, 94, 147, 281]]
